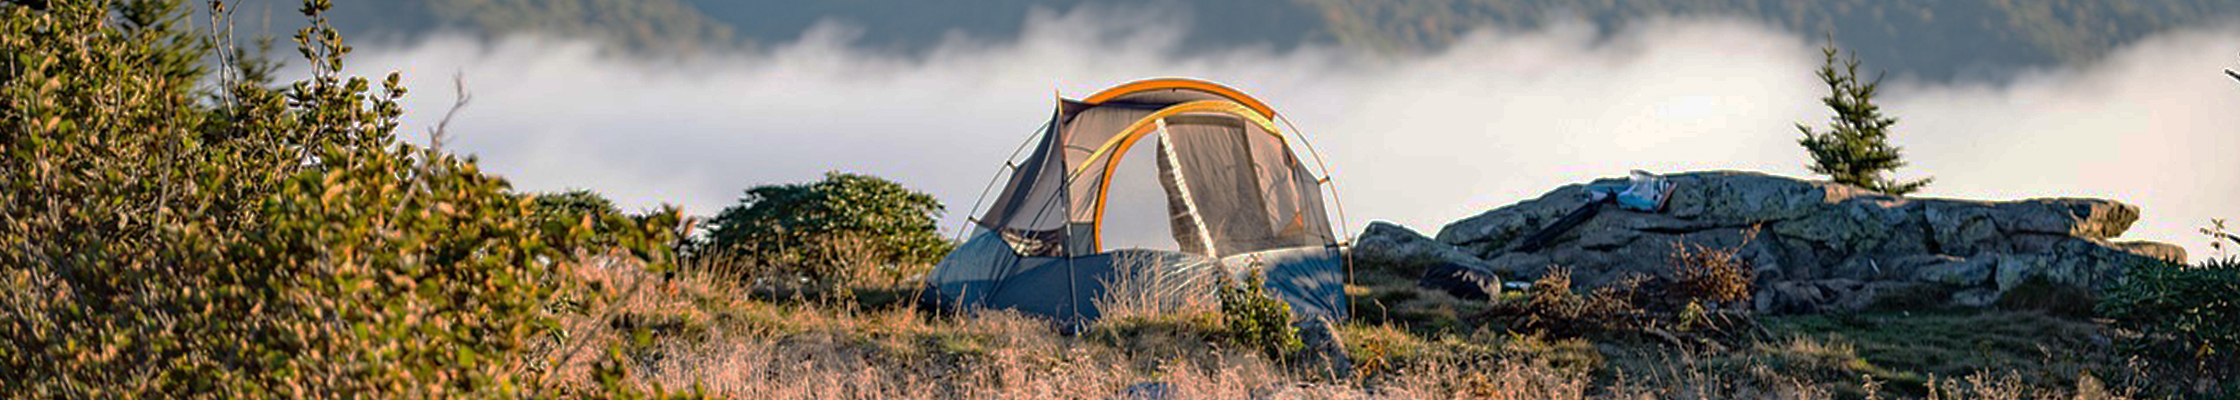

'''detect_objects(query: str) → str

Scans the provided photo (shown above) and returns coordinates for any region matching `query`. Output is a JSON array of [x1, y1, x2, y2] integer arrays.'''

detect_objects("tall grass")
[[1091, 253, 1220, 322]]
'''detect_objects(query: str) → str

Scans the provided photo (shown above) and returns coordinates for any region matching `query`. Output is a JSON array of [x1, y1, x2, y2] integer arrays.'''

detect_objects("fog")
[[344, 8, 2240, 257]]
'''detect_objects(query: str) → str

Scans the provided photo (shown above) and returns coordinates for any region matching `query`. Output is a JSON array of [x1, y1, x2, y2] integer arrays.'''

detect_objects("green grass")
[[1760, 311, 2117, 394], [1348, 266, 1498, 336]]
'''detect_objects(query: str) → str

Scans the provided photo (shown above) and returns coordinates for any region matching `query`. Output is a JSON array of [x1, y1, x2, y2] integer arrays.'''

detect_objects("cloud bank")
[[344, 9, 2240, 257]]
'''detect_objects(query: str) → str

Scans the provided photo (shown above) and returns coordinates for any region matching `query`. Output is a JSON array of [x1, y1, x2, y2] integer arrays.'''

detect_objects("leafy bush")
[[701, 171, 951, 291], [536, 189, 625, 222], [1219, 271, 1303, 359], [2098, 257, 2240, 365], [532, 189, 662, 250], [0, 1, 680, 397], [2098, 221, 2240, 372]]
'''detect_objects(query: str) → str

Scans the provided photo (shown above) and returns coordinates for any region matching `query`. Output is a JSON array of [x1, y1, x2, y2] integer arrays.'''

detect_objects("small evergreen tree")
[[1797, 44, 1932, 195]]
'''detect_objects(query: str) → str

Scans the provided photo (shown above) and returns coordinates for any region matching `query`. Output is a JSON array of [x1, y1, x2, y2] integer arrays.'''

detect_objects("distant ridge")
[[213, 0, 2240, 82]]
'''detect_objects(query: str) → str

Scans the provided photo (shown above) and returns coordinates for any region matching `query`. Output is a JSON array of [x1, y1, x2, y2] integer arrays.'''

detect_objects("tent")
[[924, 78, 1350, 328]]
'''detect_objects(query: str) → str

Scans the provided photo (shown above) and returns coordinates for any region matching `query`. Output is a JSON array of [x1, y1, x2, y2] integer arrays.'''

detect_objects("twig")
[[382, 72, 473, 229], [2226, 68, 2238, 84], [428, 71, 472, 153], [205, 1, 238, 106]]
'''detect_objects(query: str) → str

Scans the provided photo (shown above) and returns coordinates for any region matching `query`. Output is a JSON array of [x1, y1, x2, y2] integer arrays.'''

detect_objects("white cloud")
[[1888, 28, 2240, 257], [345, 8, 2240, 258]]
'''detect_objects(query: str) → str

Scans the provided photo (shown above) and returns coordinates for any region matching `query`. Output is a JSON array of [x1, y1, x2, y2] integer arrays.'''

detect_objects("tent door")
[[1155, 119, 1219, 257]]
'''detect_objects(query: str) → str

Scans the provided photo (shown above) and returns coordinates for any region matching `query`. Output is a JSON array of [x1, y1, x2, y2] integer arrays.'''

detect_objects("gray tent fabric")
[[1156, 123, 1218, 257], [929, 79, 1347, 329], [976, 122, 1070, 257]]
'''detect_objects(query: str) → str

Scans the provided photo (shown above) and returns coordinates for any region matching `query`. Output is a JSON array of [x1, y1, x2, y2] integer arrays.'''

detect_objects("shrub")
[[2097, 257, 2240, 366], [701, 172, 952, 291], [0, 1, 681, 397], [1220, 270, 1304, 359], [1503, 267, 1647, 337], [1489, 234, 1766, 343], [536, 189, 625, 222]]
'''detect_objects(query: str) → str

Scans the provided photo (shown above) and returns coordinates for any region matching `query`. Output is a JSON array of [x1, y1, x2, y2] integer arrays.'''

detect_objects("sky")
[[340, 7, 2240, 258]]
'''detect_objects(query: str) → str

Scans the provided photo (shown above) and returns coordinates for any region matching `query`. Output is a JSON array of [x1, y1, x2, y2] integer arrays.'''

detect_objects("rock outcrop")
[[1353, 221, 1505, 299], [1401, 170, 2182, 313]]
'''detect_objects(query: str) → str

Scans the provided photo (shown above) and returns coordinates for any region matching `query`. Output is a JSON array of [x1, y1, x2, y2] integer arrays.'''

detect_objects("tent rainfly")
[[923, 78, 1349, 328]]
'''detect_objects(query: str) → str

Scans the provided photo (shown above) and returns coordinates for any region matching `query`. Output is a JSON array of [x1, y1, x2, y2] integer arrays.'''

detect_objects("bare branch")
[[392, 72, 473, 222], [205, 1, 237, 105], [2227, 68, 2239, 84], [427, 71, 473, 153]]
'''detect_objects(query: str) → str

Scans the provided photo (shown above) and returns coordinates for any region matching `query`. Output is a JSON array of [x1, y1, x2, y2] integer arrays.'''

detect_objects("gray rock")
[[1411, 170, 2183, 313], [1993, 198, 2139, 239], [1888, 254, 1962, 276], [2110, 240, 2187, 263], [1992, 238, 2166, 292], [1418, 262, 1503, 300], [1434, 185, 1598, 258], [1952, 288, 2001, 307], [1353, 221, 1495, 276], [1913, 256, 1994, 286], [1355, 221, 1509, 299]]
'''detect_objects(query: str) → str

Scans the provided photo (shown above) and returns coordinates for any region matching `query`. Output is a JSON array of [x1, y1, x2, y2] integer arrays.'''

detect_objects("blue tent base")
[[1219, 246, 1349, 321], [925, 231, 1347, 331]]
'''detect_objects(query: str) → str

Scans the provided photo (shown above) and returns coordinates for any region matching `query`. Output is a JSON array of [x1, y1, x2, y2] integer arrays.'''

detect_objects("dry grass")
[[1092, 252, 1221, 322], [521, 252, 2175, 399]]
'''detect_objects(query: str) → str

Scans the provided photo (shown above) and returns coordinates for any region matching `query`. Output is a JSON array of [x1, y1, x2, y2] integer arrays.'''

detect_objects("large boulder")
[[1417, 170, 2182, 313], [1355, 221, 1494, 274], [1352, 221, 1503, 299]]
